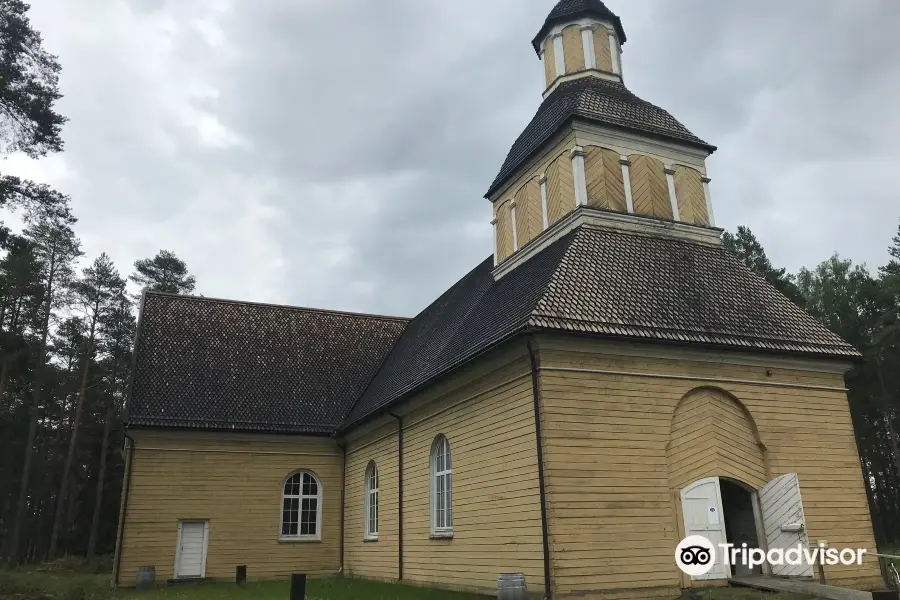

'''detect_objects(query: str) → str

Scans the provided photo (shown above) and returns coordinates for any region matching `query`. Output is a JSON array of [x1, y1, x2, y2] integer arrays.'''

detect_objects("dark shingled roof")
[[485, 77, 716, 198], [343, 225, 858, 428], [127, 293, 408, 434], [532, 0, 627, 53]]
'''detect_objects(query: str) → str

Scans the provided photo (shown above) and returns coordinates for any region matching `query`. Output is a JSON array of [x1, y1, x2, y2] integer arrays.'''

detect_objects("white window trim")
[[173, 519, 209, 580], [430, 435, 453, 538], [364, 462, 379, 540], [490, 217, 498, 266], [280, 470, 323, 542], [552, 34, 565, 76], [581, 26, 596, 70]]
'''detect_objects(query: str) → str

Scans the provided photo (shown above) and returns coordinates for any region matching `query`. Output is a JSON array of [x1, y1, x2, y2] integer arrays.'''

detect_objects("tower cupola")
[[533, 0, 627, 94], [487, 0, 720, 273]]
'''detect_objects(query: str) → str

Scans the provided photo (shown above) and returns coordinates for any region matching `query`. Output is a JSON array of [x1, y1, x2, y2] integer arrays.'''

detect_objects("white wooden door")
[[681, 477, 729, 580], [758, 473, 813, 577], [175, 520, 208, 579]]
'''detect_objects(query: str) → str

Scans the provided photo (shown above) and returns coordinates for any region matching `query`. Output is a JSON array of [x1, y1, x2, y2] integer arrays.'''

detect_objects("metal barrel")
[[498, 572, 527, 600]]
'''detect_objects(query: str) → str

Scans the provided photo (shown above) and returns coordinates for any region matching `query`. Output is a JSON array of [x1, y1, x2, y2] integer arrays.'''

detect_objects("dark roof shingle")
[[127, 294, 408, 434], [344, 225, 857, 428], [486, 78, 716, 198], [532, 0, 627, 52]]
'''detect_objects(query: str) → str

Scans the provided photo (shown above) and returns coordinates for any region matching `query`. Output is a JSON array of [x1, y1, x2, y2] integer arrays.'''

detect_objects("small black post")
[[290, 573, 306, 600], [236, 565, 246, 586]]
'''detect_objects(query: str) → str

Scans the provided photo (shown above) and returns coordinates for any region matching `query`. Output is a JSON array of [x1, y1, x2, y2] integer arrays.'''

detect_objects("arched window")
[[430, 435, 453, 536], [281, 471, 321, 540], [364, 462, 379, 540]]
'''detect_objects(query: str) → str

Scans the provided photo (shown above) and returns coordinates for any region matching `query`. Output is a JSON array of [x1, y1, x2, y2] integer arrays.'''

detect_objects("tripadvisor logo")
[[675, 535, 868, 576]]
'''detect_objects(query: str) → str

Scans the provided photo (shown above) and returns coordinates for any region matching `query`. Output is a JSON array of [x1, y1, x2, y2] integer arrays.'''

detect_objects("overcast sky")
[[5, 0, 899, 318]]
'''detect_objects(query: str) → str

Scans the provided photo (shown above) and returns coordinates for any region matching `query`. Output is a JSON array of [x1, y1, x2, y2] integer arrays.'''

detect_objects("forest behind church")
[[2, 0, 900, 567]]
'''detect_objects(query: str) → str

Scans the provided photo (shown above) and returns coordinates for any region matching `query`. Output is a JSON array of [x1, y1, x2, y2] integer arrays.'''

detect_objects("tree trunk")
[[7, 249, 56, 565], [86, 399, 115, 559], [48, 334, 95, 559]]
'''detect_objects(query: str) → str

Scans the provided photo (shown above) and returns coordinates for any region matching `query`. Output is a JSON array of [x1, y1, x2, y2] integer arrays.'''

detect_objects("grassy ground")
[[0, 568, 830, 600], [0, 570, 488, 600]]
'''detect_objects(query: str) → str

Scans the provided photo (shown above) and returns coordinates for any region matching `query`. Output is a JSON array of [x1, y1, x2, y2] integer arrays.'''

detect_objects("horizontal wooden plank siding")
[[537, 336, 881, 597], [396, 344, 546, 594], [344, 422, 400, 581], [117, 431, 342, 586]]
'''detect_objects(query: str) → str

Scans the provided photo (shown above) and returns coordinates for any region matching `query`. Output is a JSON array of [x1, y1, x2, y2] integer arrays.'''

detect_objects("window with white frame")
[[364, 462, 379, 539], [430, 435, 453, 536], [281, 471, 321, 540]]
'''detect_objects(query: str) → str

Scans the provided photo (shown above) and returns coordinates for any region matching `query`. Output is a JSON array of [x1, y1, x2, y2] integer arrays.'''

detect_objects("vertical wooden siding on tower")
[[515, 178, 544, 248], [344, 421, 400, 581], [116, 431, 342, 586], [546, 154, 575, 225], [629, 155, 672, 220], [397, 345, 546, 595], [562, 25, 585, 74], [543, 38, 556, 88], [593, 27, 613, 73], [535, 336, 881, 597], [673, 166, 709, 226], [584, 146, 626, 213]]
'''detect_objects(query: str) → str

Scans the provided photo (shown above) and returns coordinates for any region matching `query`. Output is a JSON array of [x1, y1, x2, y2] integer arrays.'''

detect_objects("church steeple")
[[533, 0, 627, 93], [487, 0, 719, 272]]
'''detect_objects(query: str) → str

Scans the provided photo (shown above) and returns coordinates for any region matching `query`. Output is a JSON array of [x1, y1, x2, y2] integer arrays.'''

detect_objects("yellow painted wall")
[[674, 165, 709, 226], [386, 345, 546, 594], [515, 178, 544, 248], [495, 200, 513, 263], [344, 422, 400, 581], [543, 38, 556, 88], [593, 27, 613, 73], [629, 154, 672, 220], [584, 145, 626, 213], [115, 430, 342, 586], [562, 25, 584, 75], [536, 336, 881, 598]]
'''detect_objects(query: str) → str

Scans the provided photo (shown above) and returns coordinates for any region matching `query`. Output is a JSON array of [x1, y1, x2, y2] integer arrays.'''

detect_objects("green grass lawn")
[[0, 568, 828, 600], [0, 570, 489, 600]]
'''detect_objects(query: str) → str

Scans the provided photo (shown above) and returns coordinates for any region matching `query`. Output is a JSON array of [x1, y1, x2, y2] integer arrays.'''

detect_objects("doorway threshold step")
[[729, 575, 872, 600]]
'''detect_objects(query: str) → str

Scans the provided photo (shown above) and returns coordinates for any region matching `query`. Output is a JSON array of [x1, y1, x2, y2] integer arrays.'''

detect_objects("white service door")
[[176, 521, 207, 578], [681, 477, 729, 580], [758, 473, 813, 577]]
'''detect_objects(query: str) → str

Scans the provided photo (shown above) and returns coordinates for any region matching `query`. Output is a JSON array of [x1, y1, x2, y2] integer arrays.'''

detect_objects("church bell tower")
[[488, 0, 718, 272]]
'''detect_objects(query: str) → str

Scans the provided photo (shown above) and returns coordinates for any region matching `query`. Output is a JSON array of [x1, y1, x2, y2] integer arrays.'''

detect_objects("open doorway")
[[719, 479, 762, 576]]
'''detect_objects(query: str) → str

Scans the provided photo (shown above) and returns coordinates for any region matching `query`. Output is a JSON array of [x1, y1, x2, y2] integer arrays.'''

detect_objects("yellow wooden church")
[[113, 1, 882, 598]]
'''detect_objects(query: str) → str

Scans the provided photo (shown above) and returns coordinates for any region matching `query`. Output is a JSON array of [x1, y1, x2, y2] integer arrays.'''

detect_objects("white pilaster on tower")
[[665, 166, 680, 221], [491, 217, 498, 266], [510, 200, 519, 251], [553, 34, 565, 76], [620, 155, 634, 213], [539, 174, 549, 229], [702, 176, 716, 227], [609, 32, 621, 75], [571, 146, 588, 208], [581, 26, 596, 70]]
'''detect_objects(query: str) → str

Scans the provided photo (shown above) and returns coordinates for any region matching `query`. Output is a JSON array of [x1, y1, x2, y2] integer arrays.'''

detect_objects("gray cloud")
[[5, 0, 900, 318]]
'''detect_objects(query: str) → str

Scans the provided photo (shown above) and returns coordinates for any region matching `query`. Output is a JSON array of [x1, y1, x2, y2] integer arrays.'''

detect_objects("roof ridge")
[[144, 290, 411, 323]]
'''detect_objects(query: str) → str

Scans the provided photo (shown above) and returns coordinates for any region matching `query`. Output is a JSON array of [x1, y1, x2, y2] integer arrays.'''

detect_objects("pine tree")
[[723, 226, 805, 306], [7, 203, 80, 565], [129, 250, 196, 296], [48, 254, 125, 558]]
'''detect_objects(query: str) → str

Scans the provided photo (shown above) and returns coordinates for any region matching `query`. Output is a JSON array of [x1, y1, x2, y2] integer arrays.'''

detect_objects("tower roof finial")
[[531, 0, 626, 54]]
